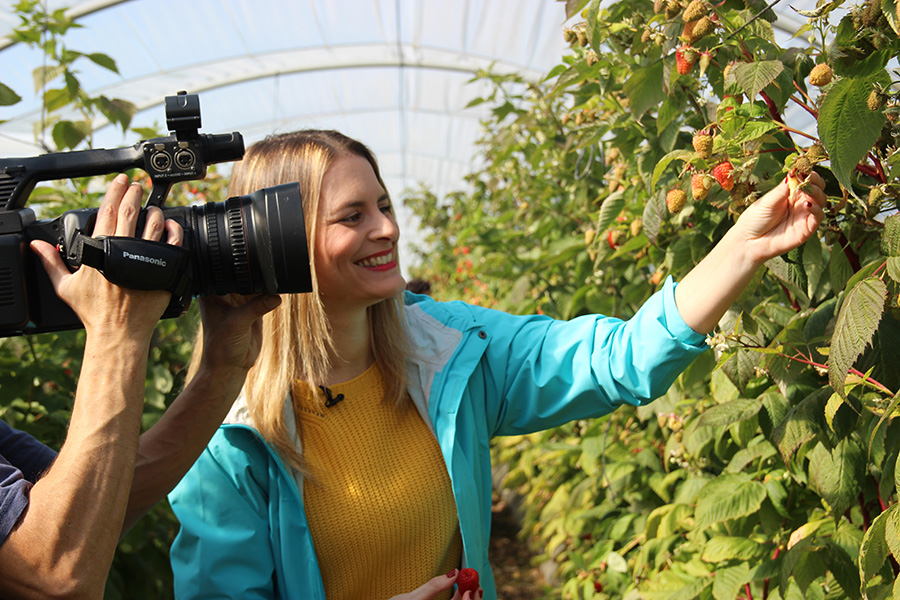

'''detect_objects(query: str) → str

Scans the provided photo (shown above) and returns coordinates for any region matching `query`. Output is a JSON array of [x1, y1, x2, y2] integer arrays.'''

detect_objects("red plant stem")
[[780, 125, 819, 142], [789, 95, 819, 119], [873, 476, 887, 512], [775, 351, 895, 396], [857, 163, 880, 179], [837, 232, 862, 271], [868, 152, 887, 183], [745, 583, 754, 600], [779, 282, 800, 311], [762, 547, 781, 599]]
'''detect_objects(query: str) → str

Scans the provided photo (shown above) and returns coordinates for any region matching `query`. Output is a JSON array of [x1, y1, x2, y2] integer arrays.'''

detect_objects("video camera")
[[0, 91, 311, 337]]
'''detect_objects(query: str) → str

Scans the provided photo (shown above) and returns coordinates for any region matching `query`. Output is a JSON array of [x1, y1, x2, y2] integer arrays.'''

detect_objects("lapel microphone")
[[318, 385, 345, 408]]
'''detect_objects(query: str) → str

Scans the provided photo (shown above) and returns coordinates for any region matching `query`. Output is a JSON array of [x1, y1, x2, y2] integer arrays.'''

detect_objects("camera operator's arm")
[[123, 291, 280, 531], [674, 172, 827, 335], [0, 174, 179, 600]]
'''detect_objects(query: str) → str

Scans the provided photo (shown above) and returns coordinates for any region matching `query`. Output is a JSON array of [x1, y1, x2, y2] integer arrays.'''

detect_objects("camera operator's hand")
[[29, 173, 183, 339]]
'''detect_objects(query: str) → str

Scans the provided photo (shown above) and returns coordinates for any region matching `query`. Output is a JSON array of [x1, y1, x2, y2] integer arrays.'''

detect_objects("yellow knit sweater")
[[294, 364, 462, 600]]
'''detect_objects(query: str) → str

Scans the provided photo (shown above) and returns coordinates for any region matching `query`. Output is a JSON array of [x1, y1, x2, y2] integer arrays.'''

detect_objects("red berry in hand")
[[457, 568, 479, 595]]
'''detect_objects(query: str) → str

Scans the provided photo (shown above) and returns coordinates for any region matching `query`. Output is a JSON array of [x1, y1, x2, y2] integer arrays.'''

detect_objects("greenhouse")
[[1, 0, 899, 598]]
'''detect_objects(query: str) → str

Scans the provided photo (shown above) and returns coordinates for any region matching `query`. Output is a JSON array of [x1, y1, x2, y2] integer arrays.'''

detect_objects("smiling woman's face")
[[313, 152, 406, 312]]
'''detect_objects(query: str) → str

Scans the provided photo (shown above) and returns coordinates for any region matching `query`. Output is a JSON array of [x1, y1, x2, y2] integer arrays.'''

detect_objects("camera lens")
[[165, 182, 311, 296]]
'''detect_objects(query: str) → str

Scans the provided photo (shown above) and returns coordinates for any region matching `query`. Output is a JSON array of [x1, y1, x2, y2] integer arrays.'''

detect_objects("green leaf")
[[0, 82, 22, 106], [886, 257, 900, 283], [86, 52, 119, 74], [818, 76, 890, 195], [624, 60, 666, 118], [772, 387, 829, 463], [733, 60, 784, 101], [881, 215, 900, 257], [695, 473, 767, 528], [651, 149, 692, 191], [713, 563, 752, 600], [596, 190, 625, 233], [642, 186, 668, 246], [828, 277, 887, 397], [702, 536, 764, 562], [886, 503, 900, 563], [884, 0, 900, 36], [51, 120, 90, 150], [564, 0, 591, 20], [807, 439, 864, 515], [860, 503, 897, 596], [697, 398, 761, 429]]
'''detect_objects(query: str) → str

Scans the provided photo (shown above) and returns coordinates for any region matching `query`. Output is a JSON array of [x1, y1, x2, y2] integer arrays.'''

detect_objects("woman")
[[168, 130, 826, 600]]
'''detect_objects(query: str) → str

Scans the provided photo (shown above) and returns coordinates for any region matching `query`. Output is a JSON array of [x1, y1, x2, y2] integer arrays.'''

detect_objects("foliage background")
[[406, 0, 900, 598]]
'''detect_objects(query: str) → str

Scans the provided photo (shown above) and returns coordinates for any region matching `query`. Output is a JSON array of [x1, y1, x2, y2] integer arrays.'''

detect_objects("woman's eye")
[[380, 204, 393, 214], [341, 213, 361, 223]]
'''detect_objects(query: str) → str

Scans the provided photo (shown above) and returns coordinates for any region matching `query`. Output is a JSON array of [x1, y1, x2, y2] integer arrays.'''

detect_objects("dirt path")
[[489, 491, 550, 599]]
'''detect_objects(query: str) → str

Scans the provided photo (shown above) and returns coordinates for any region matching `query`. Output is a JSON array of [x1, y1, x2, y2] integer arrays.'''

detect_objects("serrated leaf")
[[596, 190, 625, 233], [882, 215, 900, 257], [886, 257, 900, 283], [642, 187, 668, 246], [884, 0, 900, 35], [807, 438, 865, 515], [32, 65, 65, 91], [886, 503, 900, 562], [818, 76, 890, 196], [697, 398, 762, 428], [772, 387, 829, 463], [695, 474, 767, 528], [703, 537, 764, 562], [825, 393, 846, 434], [713, 564, 752, 600], [733, 60, 784, 101], [860, 504, 896, 597], [564, 0, 591, 20], [828, 277, 887, 397], [624, 60, 666, 118]]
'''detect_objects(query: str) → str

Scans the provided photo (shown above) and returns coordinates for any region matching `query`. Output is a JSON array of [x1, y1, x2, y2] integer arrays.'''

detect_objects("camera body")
[[0, 92, 311, 337]]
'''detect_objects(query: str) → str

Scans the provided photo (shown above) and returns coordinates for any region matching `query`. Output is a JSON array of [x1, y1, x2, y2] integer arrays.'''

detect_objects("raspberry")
[[666, 188, 688, 213], [692, 132, 714, 159], [457, 568, 479, 595], [683, 0, 706, 22], [806, 143, 827, 162], [808, 63, 833, 87], [676, 46, 698, 75], [793, 156, 813, 175], [691, 172, 710, 200], [712, 161, 735, 191], [666, 0, 683, 19], [868, 89, 886, 112], [691, 16, 715, 40]]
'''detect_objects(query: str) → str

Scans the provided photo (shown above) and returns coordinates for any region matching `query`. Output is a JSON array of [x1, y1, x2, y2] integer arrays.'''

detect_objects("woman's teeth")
[[358, 252, 393, 267]]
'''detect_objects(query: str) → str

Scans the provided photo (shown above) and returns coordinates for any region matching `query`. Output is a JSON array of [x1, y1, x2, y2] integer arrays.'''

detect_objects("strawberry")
[[457, 568, 479, 595], [675, 46, 697, 75], [666, 188, 687, 213], [712, 161, 735, 191], [691, 131, 714, 159], [808, 63, 833, 87], [691, 172, 710, 200]]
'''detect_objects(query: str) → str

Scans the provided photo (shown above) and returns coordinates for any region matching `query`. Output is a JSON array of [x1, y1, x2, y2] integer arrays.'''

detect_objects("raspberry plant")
[[407, 0, 900, 598]]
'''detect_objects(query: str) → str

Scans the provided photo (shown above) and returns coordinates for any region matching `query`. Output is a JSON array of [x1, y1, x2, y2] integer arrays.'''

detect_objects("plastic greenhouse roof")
[[0, 0, 819, 262]]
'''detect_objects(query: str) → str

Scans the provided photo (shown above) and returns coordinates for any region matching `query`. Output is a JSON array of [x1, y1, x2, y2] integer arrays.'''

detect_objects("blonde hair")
[[191, 131, 410, 472]]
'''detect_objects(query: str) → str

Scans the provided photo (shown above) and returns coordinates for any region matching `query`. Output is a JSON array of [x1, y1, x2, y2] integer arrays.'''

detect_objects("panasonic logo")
[[123, 250, 167, 267]]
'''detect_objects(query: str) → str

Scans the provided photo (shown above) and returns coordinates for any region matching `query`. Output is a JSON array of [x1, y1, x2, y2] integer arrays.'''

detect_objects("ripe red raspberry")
[[666, 188, 688, 214], [457, 568, 479, 595], [712, 161, 735, 191], [676, 46, 698, 75]]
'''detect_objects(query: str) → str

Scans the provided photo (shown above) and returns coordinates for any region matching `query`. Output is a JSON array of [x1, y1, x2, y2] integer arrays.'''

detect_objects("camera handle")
[[73, 232, 192, 298]]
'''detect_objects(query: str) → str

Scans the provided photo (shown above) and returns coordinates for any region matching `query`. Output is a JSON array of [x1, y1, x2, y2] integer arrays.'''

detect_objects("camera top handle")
[[0, 91, 244, 213]]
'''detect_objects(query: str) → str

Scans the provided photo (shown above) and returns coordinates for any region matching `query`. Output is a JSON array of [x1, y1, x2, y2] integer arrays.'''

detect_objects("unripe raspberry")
[[806, 143, 827, 162], [683, 0, 706, 22], [665, 0, 683, 19], [868, 89, 886, 112], [808, 63, 833, 87], [666, 188, 688, 213], [691, 16, 715, 40], [692, 132, 714, 159], [793, 156, 813, 175]]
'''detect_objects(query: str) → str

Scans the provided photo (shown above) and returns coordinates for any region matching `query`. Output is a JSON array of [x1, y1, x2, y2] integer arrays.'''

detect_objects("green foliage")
[[406, 0, 900, 597]]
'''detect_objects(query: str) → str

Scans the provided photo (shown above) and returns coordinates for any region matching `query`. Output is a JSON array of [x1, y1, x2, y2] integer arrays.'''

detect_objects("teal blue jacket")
[[168, 279, 707, 599]]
